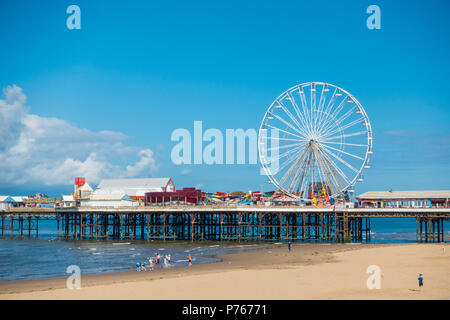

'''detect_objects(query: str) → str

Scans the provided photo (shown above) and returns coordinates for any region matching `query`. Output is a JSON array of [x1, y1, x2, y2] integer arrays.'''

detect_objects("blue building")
[[0, 196, 28, 210]]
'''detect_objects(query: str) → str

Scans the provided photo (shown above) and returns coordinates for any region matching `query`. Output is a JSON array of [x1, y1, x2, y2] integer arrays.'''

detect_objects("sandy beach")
[[0, 243, 448, 300]]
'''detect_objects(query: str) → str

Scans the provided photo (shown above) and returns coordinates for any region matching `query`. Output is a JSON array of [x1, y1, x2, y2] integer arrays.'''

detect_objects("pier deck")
[[1, 207, 449, 243]]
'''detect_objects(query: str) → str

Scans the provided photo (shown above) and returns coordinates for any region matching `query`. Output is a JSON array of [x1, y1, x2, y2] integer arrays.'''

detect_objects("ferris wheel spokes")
[[259, 82, 372, 201]]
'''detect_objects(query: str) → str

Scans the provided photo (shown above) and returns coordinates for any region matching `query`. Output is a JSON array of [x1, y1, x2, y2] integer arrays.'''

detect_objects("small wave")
[[89, 248, 97, 251], [129, 248, 136, 251], [112, 242, 131, 246]]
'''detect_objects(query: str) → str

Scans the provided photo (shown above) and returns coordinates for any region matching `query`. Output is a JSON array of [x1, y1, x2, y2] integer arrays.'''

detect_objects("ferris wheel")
[[258, 82, 373, 201]]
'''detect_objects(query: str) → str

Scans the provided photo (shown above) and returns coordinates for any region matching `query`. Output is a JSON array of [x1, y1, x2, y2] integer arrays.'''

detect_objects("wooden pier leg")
[[79, 214, 83, 239], [18, 216, 22, 236], [259, 213, 262, 241], [320, 214, 324, 241], [416, 217, 419, 243], [286, 214, 290, 242], [220, 213, 224, 241], [74, 214, 77, 240], [346, 216, 350, 242], [302, 213, 306, 241], [146, 214, 149, 240], [120, 214, 123, 240], [238, 213, 241, 242], [438, 218, 440, 242], [163, 214, 166, 241], [279, 213, 283, 241], [10, 215, 14, 238], [191, 214, 195, 241], [333, 212, 337, 242], [418, 218, 420, 242], [94, 214, 98, 240], [432, 218, 435, 243]]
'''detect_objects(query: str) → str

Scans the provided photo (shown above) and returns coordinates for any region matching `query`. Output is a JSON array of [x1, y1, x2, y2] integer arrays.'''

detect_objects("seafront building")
[[145, 187, 203, 205], [62, 177, 176, 208], [0, 196, 28, 210], [357, 190, 450, 208], [93, 178, 175, 200], [61, 195, 75, 207], [79, 193, 138, 207]]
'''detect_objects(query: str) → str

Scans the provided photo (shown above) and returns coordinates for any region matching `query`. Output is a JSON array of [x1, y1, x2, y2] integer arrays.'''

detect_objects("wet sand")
[[0, 243, 448, 299]]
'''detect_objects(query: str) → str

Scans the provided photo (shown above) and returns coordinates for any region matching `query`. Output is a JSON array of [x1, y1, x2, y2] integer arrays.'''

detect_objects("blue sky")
[[0, 0, 449, 196]]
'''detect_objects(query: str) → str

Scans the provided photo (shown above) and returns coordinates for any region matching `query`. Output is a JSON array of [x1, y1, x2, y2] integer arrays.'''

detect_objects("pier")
[[1, 207, 449, 243]]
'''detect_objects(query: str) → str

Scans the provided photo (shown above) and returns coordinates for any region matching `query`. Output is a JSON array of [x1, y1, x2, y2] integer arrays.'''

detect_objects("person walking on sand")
[[188, 254, 192, 266], [288, 241, 292, 251], [141, 261, 147, 271], [136, 262, 141, 271], [418, 274, 424, 291], [167, 254, 171, 264]]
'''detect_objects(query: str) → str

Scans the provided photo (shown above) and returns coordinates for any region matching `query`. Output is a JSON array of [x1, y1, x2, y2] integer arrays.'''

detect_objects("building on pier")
[[24, 194, 57, 208], [145, 187, 202, 205], [357, 190, 450, 208], [61, 195, 75, 207], [0, 196, 28, 210], [80, 193, 138, 207], [93, 178, 175, 202]]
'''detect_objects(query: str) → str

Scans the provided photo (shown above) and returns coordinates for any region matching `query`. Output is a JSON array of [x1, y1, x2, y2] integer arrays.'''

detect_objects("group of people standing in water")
[[136, 253, 193, 271]]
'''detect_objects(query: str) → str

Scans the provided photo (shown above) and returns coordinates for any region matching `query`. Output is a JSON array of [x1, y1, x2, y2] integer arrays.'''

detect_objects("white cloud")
[[0, 85, 158, 186]]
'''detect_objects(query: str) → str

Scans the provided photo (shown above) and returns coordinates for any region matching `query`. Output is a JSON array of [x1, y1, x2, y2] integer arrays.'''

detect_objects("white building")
[[93, 178, 175, 197], [78, 183, 94, 198], [80, 194, 138, 208], [61, 195, 75, 207], [357, 190, 450, 208]]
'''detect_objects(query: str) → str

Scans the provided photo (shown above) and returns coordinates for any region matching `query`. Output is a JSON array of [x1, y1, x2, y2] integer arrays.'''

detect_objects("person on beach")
[[141, 261, 147, 271], [288, 241, 292, 251], [167, 254, 171, 264], [188, 254, 192, 266], [418, 274, 424, 290], [155, 253, 159, 264], [136, 262, 141, 271], [149, 258, 154, 271], [157, 253, 161, 264]]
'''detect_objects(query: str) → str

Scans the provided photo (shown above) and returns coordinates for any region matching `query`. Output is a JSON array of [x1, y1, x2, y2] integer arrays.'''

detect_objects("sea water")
[[0, 218, 448, 282], [0, 236, 264, 282]]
